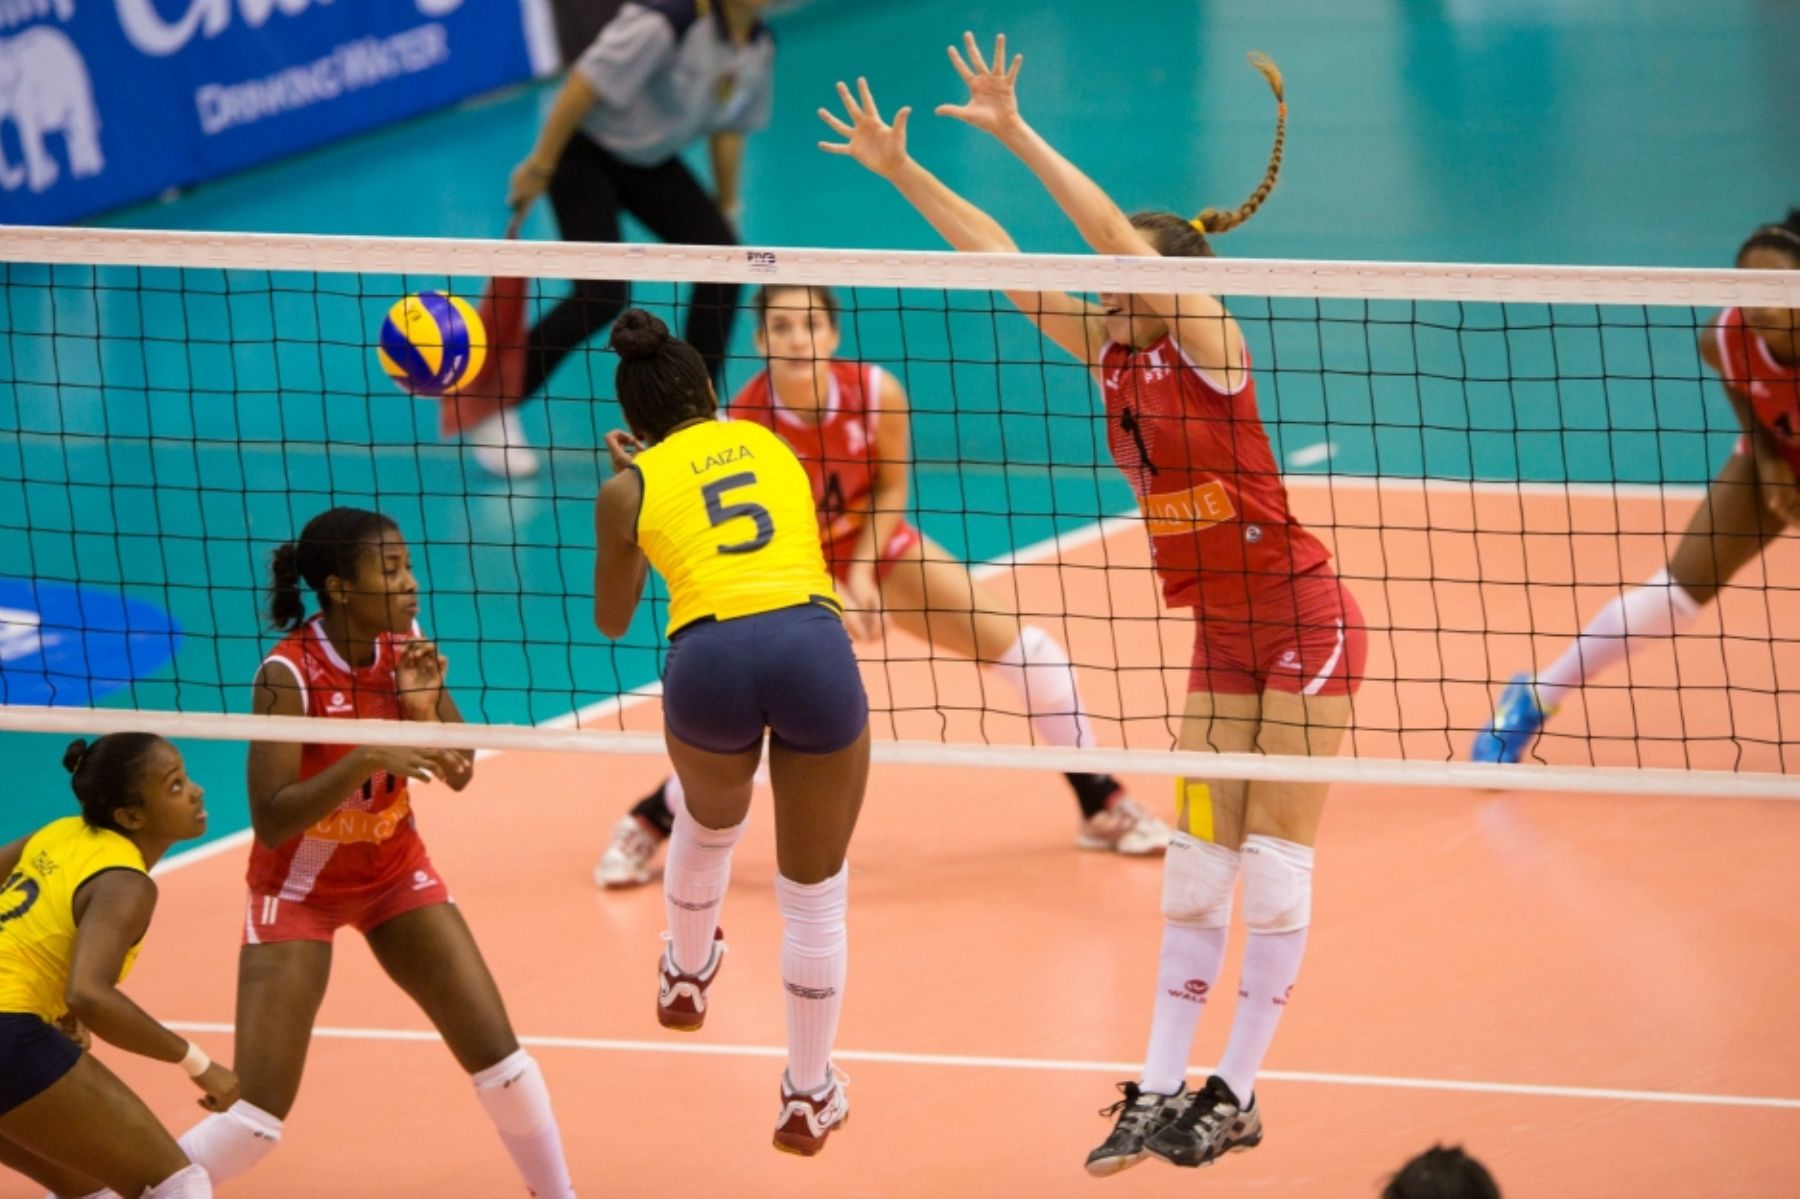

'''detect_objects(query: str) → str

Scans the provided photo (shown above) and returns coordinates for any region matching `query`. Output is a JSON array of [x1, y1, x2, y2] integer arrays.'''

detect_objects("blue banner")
[[0, 0, 545, 225]]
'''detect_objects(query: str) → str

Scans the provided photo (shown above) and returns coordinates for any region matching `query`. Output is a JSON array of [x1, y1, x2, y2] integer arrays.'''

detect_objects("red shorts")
[[242, 842, 452, 946], [1187, 570, 1367, 697], [824, 519, 922, 584]]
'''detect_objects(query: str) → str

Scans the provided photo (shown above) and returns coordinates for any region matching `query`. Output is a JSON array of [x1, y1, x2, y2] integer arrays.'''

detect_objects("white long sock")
[[1216, 836, 1314, 1104], [140, 1165, 210, 1199], [472, 1049, 576, 1199], [988, 625, 1095, 748], [776, 865, 848, 1095], [663, 797, 747, 973], [1534, 568, 1704, 706], [175, 1101, 282, 1183], [1140, 921, 1233, 1096]]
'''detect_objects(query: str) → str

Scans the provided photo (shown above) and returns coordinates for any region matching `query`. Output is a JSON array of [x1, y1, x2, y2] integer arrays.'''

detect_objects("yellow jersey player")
[[593, 308, 867, 1155], [0, 734, 233, 1199]]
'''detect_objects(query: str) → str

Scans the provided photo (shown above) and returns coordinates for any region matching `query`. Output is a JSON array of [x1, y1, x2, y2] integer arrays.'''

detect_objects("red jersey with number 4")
[[1100, 335, 1331, 611], [247, 617, 422, 902], [1714, 308, 1800, 471], [730, 361, 887, 546]]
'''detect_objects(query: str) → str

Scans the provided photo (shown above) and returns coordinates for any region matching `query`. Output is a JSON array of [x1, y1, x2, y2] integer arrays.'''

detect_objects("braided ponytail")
[[1193, 51, 1286, 236]]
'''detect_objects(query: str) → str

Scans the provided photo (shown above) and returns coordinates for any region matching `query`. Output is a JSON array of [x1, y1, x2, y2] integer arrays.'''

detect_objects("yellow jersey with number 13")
[[0, 816, 148, 1023], [633, 418, 841, 636]]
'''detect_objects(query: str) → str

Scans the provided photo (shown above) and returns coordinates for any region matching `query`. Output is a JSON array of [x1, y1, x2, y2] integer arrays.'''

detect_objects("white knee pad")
[[1239, 834, 1314, 934], [1160, 833, 1240, 928]]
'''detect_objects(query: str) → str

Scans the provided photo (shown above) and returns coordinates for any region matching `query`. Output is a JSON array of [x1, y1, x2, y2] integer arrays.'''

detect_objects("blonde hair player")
[[0, 735, 229, 1199], [820, 35, 1367, 1174], [1473, 209, 1800, 762], [595, 282, 1171, 888]]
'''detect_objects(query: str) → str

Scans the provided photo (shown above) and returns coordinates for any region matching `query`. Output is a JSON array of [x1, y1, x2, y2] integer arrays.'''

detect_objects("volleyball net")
[[2, 224, 1798, 799]]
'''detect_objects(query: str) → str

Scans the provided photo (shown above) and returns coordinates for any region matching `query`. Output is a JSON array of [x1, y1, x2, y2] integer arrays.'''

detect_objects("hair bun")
[[609, 309, 672, 362], [62, 738, 89, 775]]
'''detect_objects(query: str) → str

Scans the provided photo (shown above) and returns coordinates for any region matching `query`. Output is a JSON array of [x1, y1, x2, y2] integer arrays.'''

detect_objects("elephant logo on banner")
[[0, 25, 104, 193]]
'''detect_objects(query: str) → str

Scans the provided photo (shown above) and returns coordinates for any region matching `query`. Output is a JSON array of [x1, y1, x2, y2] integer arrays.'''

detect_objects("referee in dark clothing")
[[483, 0, 775, 479]]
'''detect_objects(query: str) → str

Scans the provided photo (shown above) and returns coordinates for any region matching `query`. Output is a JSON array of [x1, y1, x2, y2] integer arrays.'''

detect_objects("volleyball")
[[377, 291, 487, 396]]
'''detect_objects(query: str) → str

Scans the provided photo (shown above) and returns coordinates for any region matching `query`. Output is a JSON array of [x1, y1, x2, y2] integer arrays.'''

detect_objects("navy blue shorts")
[[664, 603, 868, 755], [0, 1012, 81, 1116]]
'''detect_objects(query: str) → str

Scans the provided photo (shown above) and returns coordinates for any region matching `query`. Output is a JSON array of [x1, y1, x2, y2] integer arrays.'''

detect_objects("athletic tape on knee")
[[1161, 833, 1240, 928], [1239, 834, 1314, 934]]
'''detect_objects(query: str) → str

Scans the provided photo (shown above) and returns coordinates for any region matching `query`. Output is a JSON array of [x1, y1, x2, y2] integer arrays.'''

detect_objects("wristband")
[[179, 1040, 211, 1078]]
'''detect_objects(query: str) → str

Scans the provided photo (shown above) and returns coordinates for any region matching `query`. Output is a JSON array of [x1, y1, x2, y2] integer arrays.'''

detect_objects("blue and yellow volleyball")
[[377, 291, 487, 396]]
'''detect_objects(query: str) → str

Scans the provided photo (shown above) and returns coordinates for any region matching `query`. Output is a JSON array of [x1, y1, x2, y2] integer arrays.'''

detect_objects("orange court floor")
[[9, 481, 1800, 1198]]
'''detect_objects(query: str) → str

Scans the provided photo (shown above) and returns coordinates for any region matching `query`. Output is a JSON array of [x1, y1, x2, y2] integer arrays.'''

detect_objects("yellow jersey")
[[634, 418, 840, 636], [0, 816, 148, 1023]]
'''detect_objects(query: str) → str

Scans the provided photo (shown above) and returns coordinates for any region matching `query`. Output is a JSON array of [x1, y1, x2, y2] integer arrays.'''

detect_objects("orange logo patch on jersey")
[[1141, 480, 1235, 536], [309, 792, 412, 846]]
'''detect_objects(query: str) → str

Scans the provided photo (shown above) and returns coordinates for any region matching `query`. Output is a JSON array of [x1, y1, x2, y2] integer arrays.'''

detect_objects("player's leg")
[[880, 533, 1165, 849], [1475, 450, 1782, 761], [619, 156, 740, 387], [0, 1127, 107, 1199], [175, 937, 329, 1182], [1085, 680, 1257, 1177], [0, 1034, 202, 1197], [756, 603, 869, 1155], [657, 618, 764, 1028], [1144, 698, 1342, 1171], [521, 136, 630, 401], [365, 899, 574, 1199]]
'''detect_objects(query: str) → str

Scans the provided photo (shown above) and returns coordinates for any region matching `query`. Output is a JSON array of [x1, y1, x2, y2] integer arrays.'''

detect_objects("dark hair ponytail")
[[265, 507, 400, 630], [63, 734, 164, 831], [1737, 207, 1800, 266], [609, 309, 717, 442]]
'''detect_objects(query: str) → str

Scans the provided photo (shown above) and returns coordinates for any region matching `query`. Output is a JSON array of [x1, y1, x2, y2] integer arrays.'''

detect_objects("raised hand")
[[604, 429, 643, 475], [396, 638, 449, 718], [817, 77, 914, 179], [935, 31, 1023, 138]]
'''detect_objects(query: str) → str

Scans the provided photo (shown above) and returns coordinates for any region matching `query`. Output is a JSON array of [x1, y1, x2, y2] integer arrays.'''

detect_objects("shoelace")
[[1097, 1083, 1159, 1129], [1169, 1091, 1234, 1137]]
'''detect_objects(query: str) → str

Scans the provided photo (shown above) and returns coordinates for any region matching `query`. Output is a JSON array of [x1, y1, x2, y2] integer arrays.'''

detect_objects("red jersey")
[[729, 360, 887, 546], [247, 617, 422, 903], [1100, 335, 1331, 611], [1713, 308, 1800, 471]]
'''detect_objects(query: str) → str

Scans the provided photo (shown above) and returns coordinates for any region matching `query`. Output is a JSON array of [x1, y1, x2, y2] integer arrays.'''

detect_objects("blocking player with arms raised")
[[820, 37, 1367, 1173], [594, 308, 865, 1153], [596, 282, 1171, 888], [168, 507, 577, 1197]]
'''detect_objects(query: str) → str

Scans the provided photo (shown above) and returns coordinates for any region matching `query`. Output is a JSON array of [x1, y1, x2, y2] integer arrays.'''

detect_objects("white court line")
[[163, 1021, 1800, 1113]]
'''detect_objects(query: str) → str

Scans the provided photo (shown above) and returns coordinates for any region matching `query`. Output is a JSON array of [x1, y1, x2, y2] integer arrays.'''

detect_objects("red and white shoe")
[[772, 1068, 850, 1156], [1077, 792, 1173, 856], [657, 928, 725, 1032]]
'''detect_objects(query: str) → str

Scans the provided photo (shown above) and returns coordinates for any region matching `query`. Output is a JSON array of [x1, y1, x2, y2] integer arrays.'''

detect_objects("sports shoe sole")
[[1083, 1148, 1152, 1177], [772, 1111, 849, 1156]]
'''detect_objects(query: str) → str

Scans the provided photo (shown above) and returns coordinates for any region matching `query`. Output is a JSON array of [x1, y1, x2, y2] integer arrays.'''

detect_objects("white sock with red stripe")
[[664, 798, 747, 974], [777, 865, 849, 1095], [472, 1049, 576, 1199], [1534, 568, 1704, 707], [989, 625, 1095, 748], [140, 1165, 210, 1198], [175, 1101, 281, 1182]]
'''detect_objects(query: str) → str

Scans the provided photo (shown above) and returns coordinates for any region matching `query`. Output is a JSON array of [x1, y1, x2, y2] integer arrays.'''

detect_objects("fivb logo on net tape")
[[0, 0, 550, 224]]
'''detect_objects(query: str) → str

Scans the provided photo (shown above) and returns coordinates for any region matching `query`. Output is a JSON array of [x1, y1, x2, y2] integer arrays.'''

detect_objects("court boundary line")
[[161, 1021, 1800, 1112]]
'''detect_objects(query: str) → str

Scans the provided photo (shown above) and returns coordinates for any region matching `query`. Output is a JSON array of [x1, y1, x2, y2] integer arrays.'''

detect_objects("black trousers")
[[525, 132, 741, 397]]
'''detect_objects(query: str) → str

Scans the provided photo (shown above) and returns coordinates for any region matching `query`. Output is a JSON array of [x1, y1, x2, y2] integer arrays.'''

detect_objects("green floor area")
[[5, 0, 1795, 843]]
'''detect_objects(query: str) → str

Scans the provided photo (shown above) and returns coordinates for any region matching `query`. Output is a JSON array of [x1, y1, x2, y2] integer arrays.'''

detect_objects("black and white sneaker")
[[1084, 1082, 1185, 1177], [1145, 1074, 1263, 1168]]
